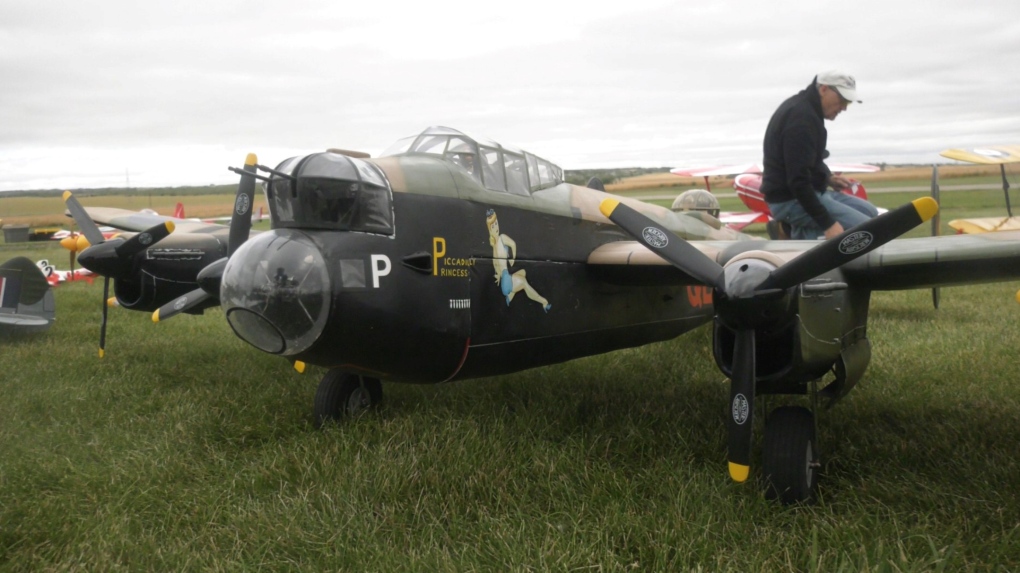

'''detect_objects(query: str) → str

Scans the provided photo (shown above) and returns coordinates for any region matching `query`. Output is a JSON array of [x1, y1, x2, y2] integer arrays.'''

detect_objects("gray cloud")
[[2, 0, 1019, 190]]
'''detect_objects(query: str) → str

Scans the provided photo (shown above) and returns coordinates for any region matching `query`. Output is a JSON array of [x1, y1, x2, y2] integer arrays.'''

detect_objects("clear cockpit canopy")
[[380, 126, 564, 196]]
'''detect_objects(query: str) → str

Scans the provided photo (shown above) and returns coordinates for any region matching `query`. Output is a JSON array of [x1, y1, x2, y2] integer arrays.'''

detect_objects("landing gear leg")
[[314, 370, 383, 427], [762, 405, 820, 504]]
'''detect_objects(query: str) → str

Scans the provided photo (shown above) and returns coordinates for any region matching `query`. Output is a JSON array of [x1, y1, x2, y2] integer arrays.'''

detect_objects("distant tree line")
[[0, 185, 237, 198], [564, 167, 672, 187]]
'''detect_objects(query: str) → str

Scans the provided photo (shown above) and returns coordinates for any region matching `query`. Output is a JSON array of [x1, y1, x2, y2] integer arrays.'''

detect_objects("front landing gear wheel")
[[314, 370, 382, 427], [762, 406, 819, 504]]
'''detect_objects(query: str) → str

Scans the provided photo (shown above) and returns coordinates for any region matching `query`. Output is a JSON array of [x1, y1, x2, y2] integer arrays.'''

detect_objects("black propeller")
[[63, 191, 175, 357], [599, 197, 938, 482], [153, 153, 259, 322]]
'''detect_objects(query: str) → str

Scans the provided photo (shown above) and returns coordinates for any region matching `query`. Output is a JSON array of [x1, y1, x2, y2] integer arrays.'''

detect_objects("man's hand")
[[828, 175, 852, 190], [823, 222, 845, 239]]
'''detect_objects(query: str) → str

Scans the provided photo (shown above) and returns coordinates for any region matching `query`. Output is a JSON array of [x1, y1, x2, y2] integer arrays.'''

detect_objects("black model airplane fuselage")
[[219, 145, 747, 383]]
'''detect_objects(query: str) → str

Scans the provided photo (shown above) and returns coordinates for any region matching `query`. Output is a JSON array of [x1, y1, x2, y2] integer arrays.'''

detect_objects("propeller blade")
[[114, 221, 175, 259], [599, 198, 725, 290], [62, 191, 108, 247], [727, 328, 756, 482], [758, 197, 938, 292], [152, 289, 212, 323], [99, 277, 110, 358], [228, 153, 258, 256]]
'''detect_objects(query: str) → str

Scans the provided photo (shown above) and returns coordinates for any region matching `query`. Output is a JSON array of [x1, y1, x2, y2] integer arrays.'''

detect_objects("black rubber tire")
[[314, 371, 382, 427], [762, 406, 819, 504]]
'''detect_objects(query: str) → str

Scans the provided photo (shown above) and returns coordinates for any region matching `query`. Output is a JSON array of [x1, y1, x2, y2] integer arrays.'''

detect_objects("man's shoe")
[[766, 220, 790, 240]]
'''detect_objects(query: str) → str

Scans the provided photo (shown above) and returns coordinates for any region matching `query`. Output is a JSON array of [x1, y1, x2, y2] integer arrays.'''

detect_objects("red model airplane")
[[670, 162, 880, 230]]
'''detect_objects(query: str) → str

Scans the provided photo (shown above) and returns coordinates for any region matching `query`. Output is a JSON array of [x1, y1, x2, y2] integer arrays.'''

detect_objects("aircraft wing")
[[843, 230, 1020, 290], [940, 145, 1020, 164], [81, 207, 229, 235], [948, 216, 1020, 234], [0, 314, 51, 327], [718, 211, 770, 230], [671, 162, 877, 177], [587, 231, 1020, 291]]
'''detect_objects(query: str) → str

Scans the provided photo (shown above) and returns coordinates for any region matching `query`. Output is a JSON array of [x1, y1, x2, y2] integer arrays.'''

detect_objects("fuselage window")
[[480, 146, 506, 192], [504, 151, 530, 196]]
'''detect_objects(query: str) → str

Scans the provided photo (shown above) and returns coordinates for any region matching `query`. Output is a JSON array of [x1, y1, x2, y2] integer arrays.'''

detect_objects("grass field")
[[2, 183, 1020, 570]]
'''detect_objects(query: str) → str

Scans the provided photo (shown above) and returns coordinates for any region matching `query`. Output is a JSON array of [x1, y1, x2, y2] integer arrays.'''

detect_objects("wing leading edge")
[[588, 232, 1020, 292]]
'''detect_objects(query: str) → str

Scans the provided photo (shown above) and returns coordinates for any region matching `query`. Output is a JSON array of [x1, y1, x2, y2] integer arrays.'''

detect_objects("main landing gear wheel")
[[762, 406, 819, 504], [314, 370, 383, 427]]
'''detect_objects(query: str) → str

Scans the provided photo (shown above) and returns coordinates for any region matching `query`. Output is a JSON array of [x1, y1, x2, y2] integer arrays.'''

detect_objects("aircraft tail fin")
[[0, 257, 50, 308], [174, 202, 185, 219]]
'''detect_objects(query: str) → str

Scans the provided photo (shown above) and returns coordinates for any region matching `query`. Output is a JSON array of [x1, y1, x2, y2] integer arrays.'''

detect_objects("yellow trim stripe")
[[728, 462, 750, 482], [911, 197, 939, 222], [599, 198, 620, 218]]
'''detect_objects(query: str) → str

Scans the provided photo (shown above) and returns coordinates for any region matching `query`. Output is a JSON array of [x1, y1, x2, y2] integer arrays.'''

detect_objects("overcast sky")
[[2, 0, 1019, 191]]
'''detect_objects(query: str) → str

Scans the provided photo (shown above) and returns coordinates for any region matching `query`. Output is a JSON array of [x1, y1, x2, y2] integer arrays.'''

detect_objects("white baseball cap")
[[816, 70, 862, 103]]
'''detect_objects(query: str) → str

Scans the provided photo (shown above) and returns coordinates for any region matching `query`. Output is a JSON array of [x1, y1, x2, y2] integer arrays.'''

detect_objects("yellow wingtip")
[[599, 198, 620, 218], [293, 360, 306, 373], [728, 462, 750, 482], [911, 197, 939, 222], [245, 153, 258, 166]]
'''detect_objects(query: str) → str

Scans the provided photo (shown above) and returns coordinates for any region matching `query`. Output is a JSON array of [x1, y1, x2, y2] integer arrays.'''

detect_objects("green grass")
[[3, 238, 1020, 571]]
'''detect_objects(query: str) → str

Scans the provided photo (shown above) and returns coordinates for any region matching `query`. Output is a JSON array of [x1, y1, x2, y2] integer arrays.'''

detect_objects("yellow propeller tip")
[[165, 221, 175, 233], [911, 196, 939, 222], [599, 198, 620, 218], [728, 462, 750, 482], [62, 190, 72, 201], [245, 153, 258, 166], [106, 297, 118, 308], [293, 361, 306, 374], [98, 349, 105, 359], [152, 310, 160, 323], [1015, 289, 1020, 305]]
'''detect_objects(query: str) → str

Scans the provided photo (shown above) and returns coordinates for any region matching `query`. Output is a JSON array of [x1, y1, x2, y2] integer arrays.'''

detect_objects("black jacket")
[[760, 78, 834, 229]]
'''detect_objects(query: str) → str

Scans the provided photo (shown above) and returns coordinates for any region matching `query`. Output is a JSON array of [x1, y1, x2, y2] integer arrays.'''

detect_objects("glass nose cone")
[[220, 230, 330, 355]]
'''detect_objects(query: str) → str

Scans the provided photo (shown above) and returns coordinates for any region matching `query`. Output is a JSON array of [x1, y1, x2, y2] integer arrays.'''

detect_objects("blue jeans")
[[768, 190, 879, 240]]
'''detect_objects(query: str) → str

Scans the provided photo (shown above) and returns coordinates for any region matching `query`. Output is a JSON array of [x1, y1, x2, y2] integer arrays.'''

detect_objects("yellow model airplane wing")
[[940, 145, 1020, 164], [948, 216, 1020, 234]]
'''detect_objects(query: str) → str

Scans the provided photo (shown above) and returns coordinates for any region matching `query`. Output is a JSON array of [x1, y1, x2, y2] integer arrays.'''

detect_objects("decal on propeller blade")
[[234, 193, 250, 215], [732, 394, 749, 425], [838, 231, 873, 255], [642, 227, 669, 249]]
